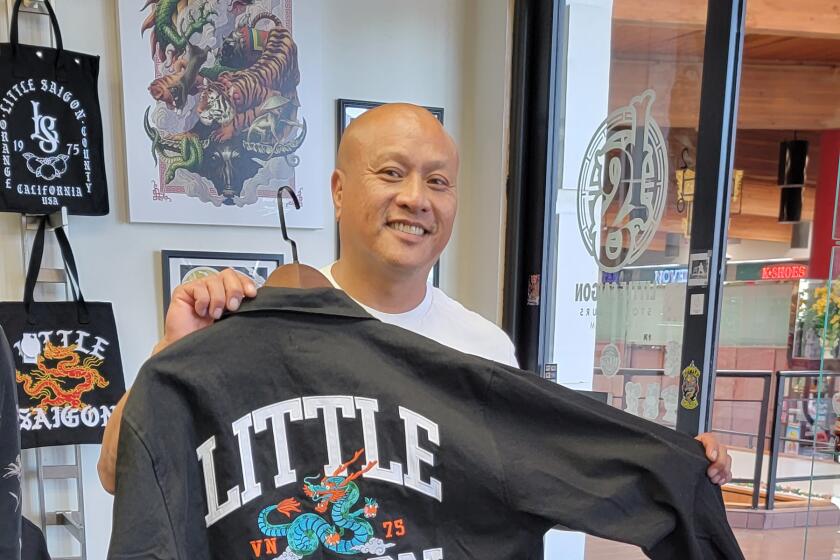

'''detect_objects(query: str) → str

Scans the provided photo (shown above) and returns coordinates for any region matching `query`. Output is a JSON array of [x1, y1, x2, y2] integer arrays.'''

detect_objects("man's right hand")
[[97, 269, 257, 494], [156, 268, 258, 353]]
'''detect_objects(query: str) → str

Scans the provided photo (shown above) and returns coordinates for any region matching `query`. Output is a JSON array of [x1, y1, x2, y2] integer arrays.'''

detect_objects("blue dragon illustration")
[[258, 449, 395, 558]]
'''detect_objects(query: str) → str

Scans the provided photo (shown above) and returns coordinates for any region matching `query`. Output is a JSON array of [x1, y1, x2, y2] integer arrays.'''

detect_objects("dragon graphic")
[[141, 0, 217, 63], [257, 449, 395, 558], [15, 342, 108, 409], [148, 43, 208, 110], [144, 106, 305, 185], [140, 3, 307, 206]]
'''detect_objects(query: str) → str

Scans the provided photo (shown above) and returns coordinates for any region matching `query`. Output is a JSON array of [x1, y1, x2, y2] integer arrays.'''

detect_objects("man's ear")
[[331, 169, 343, 221]]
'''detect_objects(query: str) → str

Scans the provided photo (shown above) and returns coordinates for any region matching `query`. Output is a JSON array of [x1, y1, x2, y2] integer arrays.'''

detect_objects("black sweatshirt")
[[1, 326, 21, 560], [109, 288, 743, 560]]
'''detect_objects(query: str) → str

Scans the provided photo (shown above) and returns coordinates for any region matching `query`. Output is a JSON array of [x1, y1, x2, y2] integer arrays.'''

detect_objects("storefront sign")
[[760, 263, 808, 280], [573, 280, 657, 321], [734, 261, 809, 281], [654, 268, 688, 285]]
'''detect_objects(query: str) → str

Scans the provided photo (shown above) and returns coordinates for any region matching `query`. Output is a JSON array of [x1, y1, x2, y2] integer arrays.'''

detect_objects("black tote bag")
[[0, 0, 108, 215], [0, 217, 125, 448]]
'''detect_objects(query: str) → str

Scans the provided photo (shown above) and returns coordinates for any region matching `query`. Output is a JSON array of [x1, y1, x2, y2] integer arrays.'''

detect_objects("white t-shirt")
[[321, 264, 519, 367]]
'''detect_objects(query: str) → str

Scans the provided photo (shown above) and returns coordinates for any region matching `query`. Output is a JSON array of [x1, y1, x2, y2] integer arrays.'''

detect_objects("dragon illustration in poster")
[[139, 0, 305, 208]]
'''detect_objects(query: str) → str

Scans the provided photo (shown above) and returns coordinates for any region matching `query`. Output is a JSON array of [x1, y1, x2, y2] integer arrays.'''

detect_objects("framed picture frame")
[[335, 99, 444, 287], [118, 0, 325, 228], [161, 250, 284, 315]]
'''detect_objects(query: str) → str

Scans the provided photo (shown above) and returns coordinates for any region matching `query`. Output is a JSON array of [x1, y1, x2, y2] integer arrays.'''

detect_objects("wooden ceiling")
[[613, 27, 840, 65], [612, 0, 840, 41], [610, 0, 840, 131], [744, 35, 840, 64], [603, 0, 839, 248]]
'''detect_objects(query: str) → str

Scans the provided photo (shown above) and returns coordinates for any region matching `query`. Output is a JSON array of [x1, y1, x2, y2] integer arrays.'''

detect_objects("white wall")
[[0, 0, 512, 557], [455, 0, 513, 322]]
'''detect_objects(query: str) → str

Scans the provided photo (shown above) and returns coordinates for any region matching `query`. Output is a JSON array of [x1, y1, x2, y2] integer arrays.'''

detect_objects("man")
[[98, 103, 731, 495]]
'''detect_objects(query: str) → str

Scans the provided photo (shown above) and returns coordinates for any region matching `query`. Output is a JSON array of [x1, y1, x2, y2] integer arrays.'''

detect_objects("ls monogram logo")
[[576, 90, 668, 272], [30, 101, 60, 154]]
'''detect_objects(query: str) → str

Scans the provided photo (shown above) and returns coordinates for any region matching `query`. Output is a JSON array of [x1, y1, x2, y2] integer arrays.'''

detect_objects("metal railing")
[[592, 367, 840, 511], [710, 370, 773, 510], [710, 428, 760, 449], [766, 370, 840, 510]]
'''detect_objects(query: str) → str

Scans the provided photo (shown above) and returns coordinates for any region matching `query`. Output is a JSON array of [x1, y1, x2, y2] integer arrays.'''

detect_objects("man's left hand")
[[696, 433, 732, 485]]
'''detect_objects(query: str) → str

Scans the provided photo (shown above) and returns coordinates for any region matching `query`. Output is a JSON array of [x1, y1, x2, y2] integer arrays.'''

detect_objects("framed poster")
[[161, 250, 284, 314], [335, 99, 443, 287], [118, 0, 325, 228]]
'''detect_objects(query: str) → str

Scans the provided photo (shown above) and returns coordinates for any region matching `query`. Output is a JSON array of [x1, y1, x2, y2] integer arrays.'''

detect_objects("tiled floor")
[[726, 507, 840, 530], [584, 527, 840, 559]]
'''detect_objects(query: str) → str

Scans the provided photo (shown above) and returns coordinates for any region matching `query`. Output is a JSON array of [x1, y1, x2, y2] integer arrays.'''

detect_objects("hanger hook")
[[277, 186, 300, 264], [680, 147, 690, 170]]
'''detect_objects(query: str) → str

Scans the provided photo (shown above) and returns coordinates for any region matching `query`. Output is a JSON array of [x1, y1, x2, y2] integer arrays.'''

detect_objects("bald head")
[[330, 102, 460, 288], [337, 103, 458, 172]]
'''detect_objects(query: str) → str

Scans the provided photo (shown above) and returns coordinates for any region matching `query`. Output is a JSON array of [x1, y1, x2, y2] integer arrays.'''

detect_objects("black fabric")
[[0, 325, 21, 560], [0, 0, 109, 215], [22, 517, 51, 560], [0, 217, 125, 448], [109, 287, 743, 560]]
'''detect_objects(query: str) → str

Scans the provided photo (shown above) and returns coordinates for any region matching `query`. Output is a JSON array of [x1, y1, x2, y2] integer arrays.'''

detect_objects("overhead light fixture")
[[778, 137, 808, 223], [676, 148, 743, 237]]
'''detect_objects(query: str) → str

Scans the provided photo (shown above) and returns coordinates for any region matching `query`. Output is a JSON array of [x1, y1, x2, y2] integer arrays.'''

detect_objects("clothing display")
[[0, 0, 109, 216], [321, 264, 518, 367], [0, 325, 22, 560], [0, 217, 126, 448], [109, 287, 743, 560]]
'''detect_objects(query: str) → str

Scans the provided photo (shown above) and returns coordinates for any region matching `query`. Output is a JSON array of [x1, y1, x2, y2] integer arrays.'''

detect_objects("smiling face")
[[332, 104, 458, 279]]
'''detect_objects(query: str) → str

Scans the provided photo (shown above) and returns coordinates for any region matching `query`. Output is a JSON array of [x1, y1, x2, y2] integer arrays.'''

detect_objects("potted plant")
[[798, 281, 840, 360]]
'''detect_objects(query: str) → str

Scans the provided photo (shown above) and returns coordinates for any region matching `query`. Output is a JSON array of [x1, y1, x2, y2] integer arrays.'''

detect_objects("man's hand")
[[97, 269, 257, 494], [696, 432, 732, 486], [158, 268, 258, 353]]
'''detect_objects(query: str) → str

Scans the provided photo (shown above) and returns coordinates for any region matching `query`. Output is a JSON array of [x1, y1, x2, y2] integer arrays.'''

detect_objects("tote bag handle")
[[10, 0, 64, 53], [24, 216, 89, 325], [9, 0, 65, 78]]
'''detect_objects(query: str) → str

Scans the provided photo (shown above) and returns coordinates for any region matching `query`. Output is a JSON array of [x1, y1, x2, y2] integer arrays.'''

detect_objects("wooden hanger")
[[264, 186, 333, 289]]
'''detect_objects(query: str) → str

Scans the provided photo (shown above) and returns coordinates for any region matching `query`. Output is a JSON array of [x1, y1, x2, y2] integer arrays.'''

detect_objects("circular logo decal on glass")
[[599, 343, 621, 377], [577, 89, 668, 272]]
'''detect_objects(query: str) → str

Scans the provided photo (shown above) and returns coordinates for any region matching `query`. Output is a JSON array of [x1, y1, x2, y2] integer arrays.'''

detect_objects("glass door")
[[806, 151, 840, 558], [545, 0, 709, 412], [708, 6, 840, 557], [534, 1, 840, 558], [541, 0, 714, 557]]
